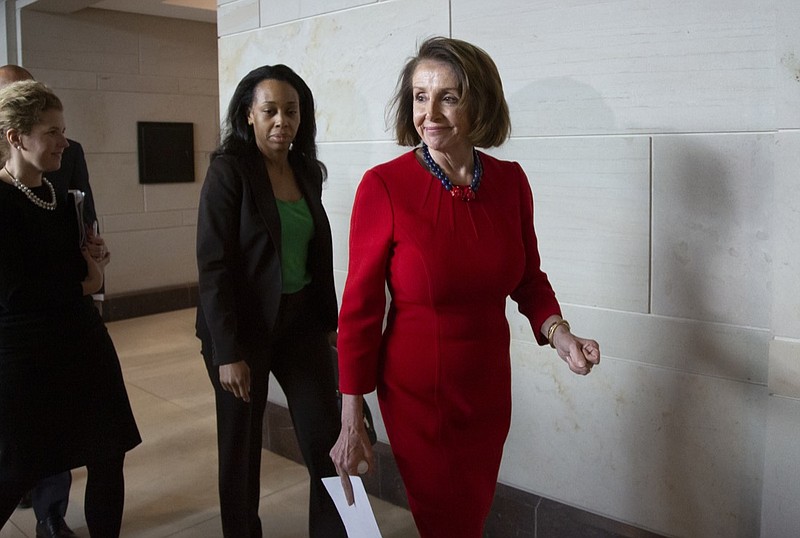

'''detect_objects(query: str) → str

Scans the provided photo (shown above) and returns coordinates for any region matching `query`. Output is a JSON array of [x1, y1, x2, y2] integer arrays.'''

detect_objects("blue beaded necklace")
[[421, 143, 482, 202]]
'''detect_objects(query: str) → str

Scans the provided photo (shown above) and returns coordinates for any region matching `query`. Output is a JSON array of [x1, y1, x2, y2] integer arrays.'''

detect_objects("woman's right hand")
[[80, 247, 105, 295], [330, 394, 375, 506], [219, 361, 251, 402]]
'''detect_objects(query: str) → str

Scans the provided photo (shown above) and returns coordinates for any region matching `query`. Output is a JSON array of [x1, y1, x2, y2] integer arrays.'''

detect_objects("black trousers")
[[202, 288, 346, 538], [1, 456, 124, 536], [32, 471, 72, 521]]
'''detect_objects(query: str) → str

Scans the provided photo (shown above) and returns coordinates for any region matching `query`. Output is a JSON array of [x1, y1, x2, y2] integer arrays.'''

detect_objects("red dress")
[[337, 150, 560, 537]]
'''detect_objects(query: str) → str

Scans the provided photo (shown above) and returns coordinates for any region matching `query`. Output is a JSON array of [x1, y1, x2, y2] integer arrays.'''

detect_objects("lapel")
[[245, 152, 282, 257], [296, 169, 325, 233]]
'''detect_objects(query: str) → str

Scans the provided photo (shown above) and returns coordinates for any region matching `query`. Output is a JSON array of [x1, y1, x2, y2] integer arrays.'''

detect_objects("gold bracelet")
[[547, 319, 570, 348]]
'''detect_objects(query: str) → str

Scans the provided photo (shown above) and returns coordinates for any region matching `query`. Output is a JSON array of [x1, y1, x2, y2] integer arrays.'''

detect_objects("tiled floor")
[[2, 309, 419, 538]]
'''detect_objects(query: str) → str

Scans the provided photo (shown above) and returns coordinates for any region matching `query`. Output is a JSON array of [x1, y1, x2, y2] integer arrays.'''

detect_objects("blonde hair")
[[389, 36, 511, 148], [0, 80, 63, 162]]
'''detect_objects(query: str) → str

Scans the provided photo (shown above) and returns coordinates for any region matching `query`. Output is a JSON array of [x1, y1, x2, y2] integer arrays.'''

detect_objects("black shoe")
[[17, 489, 32, 509], [35, 517, 78, 538]]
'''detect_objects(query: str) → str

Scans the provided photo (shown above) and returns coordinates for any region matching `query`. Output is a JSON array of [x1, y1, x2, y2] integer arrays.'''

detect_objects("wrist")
[[340, 394, 364, 427], [546, 319, 570, 348], [82, 279, 101, 296]]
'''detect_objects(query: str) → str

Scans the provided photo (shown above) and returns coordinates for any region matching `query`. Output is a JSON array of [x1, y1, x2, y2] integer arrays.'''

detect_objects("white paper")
[[322, 476, 383, 537]]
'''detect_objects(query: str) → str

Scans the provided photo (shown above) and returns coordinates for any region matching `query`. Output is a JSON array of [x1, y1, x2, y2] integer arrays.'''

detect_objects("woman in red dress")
[[330, 37, 601, 537]]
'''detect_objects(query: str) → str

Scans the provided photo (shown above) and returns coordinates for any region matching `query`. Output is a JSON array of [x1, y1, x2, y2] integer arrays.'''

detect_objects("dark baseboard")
[[262, 401, 667, 538], [97, 284, 199, 322]]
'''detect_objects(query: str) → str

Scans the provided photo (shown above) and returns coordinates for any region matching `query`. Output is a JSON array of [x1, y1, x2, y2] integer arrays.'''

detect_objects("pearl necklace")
[[2, 165, 57, 210], [421, 144, 482, 202]]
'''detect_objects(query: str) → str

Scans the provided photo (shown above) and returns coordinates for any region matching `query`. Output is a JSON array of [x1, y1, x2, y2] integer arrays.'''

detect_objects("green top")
[[276, 197, 314, 294]]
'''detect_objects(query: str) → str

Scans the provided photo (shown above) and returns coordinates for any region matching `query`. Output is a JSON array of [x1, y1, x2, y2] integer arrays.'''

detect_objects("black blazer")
[[195, 149, 338, 366], [50, 139, 97, 224]]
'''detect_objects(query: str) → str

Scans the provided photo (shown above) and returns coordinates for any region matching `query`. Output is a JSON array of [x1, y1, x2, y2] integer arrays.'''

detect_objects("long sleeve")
[[196, 156, 243, 365], [508, 162, 561, 345], [337, 170, 394, 394]]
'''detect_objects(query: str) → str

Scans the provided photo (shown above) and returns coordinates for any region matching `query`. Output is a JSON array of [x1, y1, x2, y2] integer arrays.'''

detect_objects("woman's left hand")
[[553, 329, 600, 375]]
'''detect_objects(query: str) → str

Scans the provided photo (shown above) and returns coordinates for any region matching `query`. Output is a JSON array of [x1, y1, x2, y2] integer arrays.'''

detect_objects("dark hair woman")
[[196, 64, 345, 537]]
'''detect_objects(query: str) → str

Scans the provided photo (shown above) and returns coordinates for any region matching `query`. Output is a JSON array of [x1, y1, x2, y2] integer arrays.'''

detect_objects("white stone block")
[[768, 338, 800, 399], [21, 10, 139, 74], [29, 68, 98, 91], [453, 0, 776, 135], [217, 0, 260, 36], [178, 77, 220, 97], [98, 73, 180, 94], [102, 211, 184, 233], [502, 339, 767, 538], [55, 89, 220, 153], [103, 226, 198, 294], [319, 141, 406, 272], [760, 395, 800, 537], [508, 303, 770, 384], [652, 133, 774, 327], [259, 0, 377, 26], [144, 180, 204, 212], [181, 209, 199, 227], [218, 0, 449, 142], [773, 131, 800, 339], [83, 152, 144, 215], [777, 0, 800, 129], [491, 137, 651, 312], [138, 19, 218, 80], [333, 268, 347, 307]]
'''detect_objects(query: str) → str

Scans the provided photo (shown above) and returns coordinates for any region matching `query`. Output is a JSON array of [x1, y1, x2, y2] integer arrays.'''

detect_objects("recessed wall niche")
[[137, 121, 195, 184]]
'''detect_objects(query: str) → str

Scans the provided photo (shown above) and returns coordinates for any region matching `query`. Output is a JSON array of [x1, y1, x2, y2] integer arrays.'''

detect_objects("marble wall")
[[16, 7, 218, 295], [218, 1, 799, 537]]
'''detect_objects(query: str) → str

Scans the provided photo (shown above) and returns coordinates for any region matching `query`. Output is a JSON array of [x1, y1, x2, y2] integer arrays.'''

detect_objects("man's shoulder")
[[48, 138, 87, 189], [64, 139, 84, 160]]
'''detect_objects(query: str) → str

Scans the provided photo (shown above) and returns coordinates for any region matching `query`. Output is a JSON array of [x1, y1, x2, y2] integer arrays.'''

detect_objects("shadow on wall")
[[507, 76, 617, 135], [652, 144, 765, 537]]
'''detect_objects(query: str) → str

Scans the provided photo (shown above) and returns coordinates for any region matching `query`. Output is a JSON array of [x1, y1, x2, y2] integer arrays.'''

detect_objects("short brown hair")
[[389, 36, 511, 148], [0, 80, 63, 162]]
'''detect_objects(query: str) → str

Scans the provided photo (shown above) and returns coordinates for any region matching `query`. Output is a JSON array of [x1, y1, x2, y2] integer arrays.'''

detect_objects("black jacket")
[[195, 149, 337, 366]]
